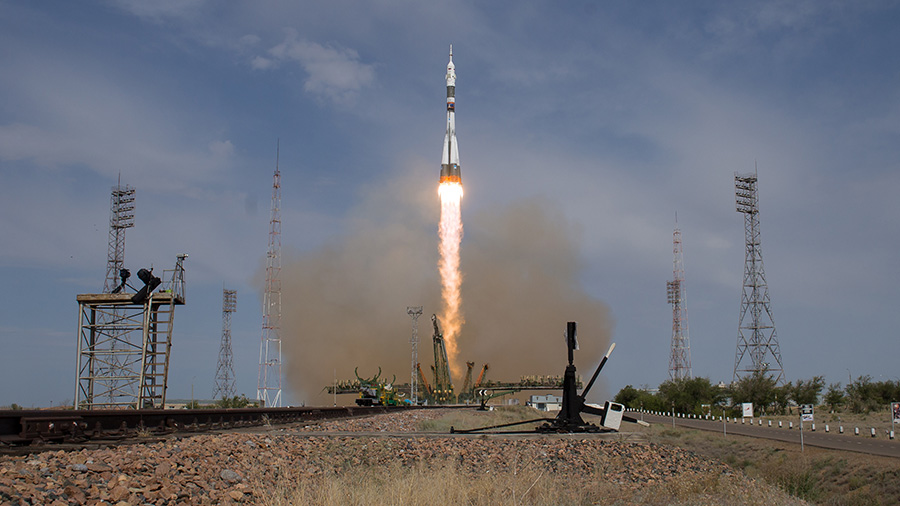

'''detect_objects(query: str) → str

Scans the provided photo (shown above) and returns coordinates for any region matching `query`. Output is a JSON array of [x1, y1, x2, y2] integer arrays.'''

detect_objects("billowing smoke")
[[280, 165, 612, 404]]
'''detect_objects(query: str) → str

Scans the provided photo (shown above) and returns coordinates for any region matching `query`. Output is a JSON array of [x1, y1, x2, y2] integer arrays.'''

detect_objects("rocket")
[[440, 45, 461, 184]]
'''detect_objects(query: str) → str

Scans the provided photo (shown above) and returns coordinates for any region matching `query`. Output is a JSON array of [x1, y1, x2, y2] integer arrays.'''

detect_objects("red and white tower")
[[258, 144, 283, 407], [667, 217, 692, 381]]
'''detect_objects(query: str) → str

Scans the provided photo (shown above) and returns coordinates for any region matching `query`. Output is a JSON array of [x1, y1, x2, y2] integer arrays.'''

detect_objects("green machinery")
[[352, 367, 408, 406]]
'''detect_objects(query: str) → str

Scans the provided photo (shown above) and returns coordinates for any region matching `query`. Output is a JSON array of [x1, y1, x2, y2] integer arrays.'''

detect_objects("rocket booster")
[[440, 45, 461, 184]]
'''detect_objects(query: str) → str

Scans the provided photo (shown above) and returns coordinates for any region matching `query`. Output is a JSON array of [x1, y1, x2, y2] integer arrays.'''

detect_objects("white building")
[[528, 394, 562, 411]]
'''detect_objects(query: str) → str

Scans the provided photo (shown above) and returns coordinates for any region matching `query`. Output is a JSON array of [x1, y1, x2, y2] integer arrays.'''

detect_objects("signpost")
[[742, 402, 753, 418], [800, 404, 814, 452], [891, 401, 899, 438]]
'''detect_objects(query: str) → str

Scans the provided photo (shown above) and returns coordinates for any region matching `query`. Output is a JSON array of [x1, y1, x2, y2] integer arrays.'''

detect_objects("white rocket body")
[[440, 45, 461, 184]]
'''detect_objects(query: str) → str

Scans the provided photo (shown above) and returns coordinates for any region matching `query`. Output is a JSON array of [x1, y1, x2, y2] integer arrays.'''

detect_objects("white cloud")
[[208, 139, 235, 159], [250, 56, 276, 70], [109, 0, 206, 21], [252, 29, 375, 105]]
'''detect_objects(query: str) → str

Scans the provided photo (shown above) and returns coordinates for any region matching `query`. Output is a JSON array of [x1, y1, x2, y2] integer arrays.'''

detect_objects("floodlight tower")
[[666, 217, 692, 381], [258, 144, 283, 407], [733, 171, 784, 385], [103, 176, 136, 293], [213, 288, 237, 400], [407, 306, 423, 404]]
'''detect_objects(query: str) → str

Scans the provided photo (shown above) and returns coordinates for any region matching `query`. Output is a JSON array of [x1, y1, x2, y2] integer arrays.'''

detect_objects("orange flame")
[[438, 181, 464, 379]]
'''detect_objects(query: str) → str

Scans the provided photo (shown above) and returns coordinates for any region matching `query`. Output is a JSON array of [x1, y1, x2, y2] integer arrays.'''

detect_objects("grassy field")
[[753, 410, 899, 437], [636, 420, 900, 505]]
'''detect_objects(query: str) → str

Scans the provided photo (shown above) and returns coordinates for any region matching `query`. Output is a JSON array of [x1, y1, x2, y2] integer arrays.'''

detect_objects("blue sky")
[[1, 1, 898, 407]]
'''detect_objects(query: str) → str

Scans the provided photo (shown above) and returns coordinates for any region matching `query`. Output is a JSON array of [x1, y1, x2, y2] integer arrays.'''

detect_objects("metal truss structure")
[[667, 219, 692, 381], [102, 179, 135, 293], [258, 145, 283, 407], [733, 172, 785, 384], [406, 306, 423, 404], [213, 289, 237, 400], [99, 180, 136, 404], [75, 255, 187, 409]]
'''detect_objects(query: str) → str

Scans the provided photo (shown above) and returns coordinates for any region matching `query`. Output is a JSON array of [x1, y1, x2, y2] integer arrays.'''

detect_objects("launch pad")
[[326, 313, 583, 406]]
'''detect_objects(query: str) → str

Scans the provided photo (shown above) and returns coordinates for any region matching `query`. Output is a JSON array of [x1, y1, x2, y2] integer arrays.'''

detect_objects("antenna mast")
[[258, 142, 283, 407], [213, 288, 237, 400], [667, 216, 692, 380], [733, 171, 784, 384]]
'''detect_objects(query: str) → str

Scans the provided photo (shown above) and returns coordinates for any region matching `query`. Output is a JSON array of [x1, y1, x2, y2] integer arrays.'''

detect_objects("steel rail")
[[0, 405, 433, 448]]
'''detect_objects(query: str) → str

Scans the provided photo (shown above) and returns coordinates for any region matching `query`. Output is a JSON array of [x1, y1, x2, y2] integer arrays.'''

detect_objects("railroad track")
[[0, 405, 431, 451]]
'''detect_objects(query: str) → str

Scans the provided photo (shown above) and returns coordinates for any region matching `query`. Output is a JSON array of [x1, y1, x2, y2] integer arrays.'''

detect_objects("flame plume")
[[438, 181, 464, 378]]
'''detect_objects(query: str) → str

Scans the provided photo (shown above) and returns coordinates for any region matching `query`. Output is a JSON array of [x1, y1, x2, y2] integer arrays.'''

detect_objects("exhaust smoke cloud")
[[279, 167, 612, 403]]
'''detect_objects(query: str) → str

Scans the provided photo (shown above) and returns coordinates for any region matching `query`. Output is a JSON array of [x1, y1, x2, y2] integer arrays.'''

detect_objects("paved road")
[[637, 412, 900, 458]]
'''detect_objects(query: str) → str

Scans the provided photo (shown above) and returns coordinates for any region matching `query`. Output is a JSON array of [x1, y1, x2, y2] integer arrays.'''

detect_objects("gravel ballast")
[[0, 409, 805, 505]]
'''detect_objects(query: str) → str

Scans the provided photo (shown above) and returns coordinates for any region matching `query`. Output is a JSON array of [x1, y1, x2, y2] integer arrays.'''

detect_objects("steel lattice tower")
[[99, 178, 135, 404], [103, 176, 135, 293], [733, 172, 784, 384], [213, 288, 237, 400], [258, 144, 283, 407], [667, 218, 692, 381], [407, 306, 423, 404]]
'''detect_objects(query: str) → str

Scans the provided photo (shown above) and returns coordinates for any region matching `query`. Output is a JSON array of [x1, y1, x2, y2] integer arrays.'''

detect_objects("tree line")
[[613, 373, 900, 417]]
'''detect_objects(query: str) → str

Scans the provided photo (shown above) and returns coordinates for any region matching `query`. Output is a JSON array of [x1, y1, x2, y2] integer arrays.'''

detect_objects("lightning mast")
[[213, 288, 237, 400], [103, 176, 135, 293], [733, 171, 784, 384], [667, 217, 692, 381], [407, 306, 423, 404], [258, 144, 283, 407]]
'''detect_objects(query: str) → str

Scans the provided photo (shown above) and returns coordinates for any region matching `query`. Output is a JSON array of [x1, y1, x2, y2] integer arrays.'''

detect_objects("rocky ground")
[[0, 409, 805, 505]]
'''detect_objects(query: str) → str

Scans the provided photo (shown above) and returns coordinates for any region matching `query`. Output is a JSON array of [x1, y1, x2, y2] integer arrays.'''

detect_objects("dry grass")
[[417, 405, 547, 432], [259, 408, 806, 506], [259, 460, 801, 506], [261, 462, 604, 506], [642, 423, 900, 505]]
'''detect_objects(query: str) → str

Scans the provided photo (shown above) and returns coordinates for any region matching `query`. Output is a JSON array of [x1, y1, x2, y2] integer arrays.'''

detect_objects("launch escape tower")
[[213, 289, 237, 400], [407, 306, 423, 404], [733, 172, 785, 384], [75, 255, 187, 409], [258, 145, 283, 407], [667, 219, 692, 381]]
